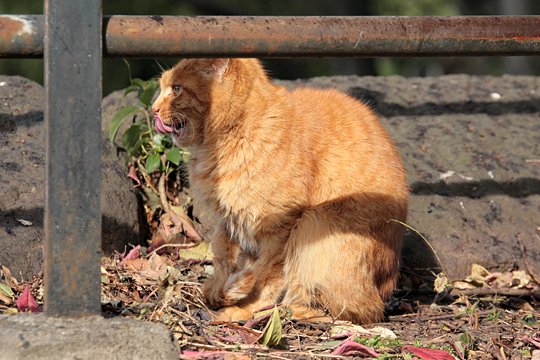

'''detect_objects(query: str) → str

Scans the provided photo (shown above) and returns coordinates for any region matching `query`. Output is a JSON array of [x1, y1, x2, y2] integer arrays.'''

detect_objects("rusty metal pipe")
[[0, 15, 44, 57], [1, 15, 540, 58]]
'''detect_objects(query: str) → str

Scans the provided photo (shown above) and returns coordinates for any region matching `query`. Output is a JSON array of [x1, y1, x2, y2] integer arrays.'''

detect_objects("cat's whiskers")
[[153, 59, 169, 73]]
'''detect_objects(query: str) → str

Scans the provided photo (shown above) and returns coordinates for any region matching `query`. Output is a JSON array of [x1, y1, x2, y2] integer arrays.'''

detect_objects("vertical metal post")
[[44, 0, 102, 315]]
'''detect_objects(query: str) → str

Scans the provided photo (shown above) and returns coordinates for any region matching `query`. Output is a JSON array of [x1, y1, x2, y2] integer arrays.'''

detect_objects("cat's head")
[[152, 58, 231, 147]]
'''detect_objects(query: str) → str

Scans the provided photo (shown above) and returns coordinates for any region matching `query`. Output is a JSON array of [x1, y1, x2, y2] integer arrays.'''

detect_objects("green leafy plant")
[[109, 77, 186, 175], [109, 70, 191, 224], [486, 308, 502, 322], [522, 313, 536, 325]]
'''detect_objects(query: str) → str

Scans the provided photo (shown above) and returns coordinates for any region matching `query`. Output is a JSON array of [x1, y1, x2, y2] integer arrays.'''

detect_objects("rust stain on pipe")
[[1, 15, 540, 58], [0, 15, 42, 57]]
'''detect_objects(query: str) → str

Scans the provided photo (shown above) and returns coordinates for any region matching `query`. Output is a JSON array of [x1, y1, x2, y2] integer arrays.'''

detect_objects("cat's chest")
[[189, 157, 262, 253], [217, 180, 262, 254]]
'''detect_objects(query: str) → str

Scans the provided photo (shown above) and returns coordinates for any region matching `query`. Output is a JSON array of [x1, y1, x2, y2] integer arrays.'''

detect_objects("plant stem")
[[158, 173, 171, 213]]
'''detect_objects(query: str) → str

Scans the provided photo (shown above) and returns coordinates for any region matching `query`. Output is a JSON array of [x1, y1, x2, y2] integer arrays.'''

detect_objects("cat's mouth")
[[154, 114, 186, 136]]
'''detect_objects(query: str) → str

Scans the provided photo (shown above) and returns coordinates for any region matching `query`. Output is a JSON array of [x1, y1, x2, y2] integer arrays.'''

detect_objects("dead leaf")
[[124, 253, 169, 285], [0, 291, 11, 305], [160, 206, 203, 242], [181, 350, 250, 359], [532, 350, 540, 360], [124, 245, 142, 260], [178, 241, 213, 261], [123, 258, 148, 272], [0, 283, 14, 305], [128, 164, 141, 187], [452, 281, 478, 290], [149, 210, 202, 254], [121, 245, 142, 266], [1, 266, 18, 288], [467, 263, 490, 285], [522, 336, 540, 349], [491, 272, 514, 288], [434, 272, 449, 294], [330, 321, 397, 339], [403, 345, 454, 360], [236, 328, 260, 345], [16, 284, 41, 313], [511, 270, 532, 288], [141, 252, 169, 281], [331, 339, 379, 357]]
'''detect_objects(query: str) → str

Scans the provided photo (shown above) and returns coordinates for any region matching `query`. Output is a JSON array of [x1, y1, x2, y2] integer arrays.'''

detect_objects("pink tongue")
[[154, 115, 174, 134]]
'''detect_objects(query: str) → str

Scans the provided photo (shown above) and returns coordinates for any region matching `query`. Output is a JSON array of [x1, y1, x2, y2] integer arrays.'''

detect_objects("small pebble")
[[490, 92, 502, 100], [0, 81, 6, 87], [17, 218, 33, 226]]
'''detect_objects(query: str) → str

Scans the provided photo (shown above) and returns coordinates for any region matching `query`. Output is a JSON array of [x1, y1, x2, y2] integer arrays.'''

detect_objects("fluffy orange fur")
[[152, 58, 408, 324]]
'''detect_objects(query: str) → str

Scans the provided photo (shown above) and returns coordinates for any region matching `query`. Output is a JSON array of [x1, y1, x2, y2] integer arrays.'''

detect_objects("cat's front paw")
[[202, 276, 227, 310], [213, 306, 254, 322], [221, 269, 255, 304], [203, 269, 256, 309]]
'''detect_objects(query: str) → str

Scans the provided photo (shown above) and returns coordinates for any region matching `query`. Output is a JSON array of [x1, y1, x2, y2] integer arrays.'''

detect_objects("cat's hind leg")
[[282, 202, 402, 324]]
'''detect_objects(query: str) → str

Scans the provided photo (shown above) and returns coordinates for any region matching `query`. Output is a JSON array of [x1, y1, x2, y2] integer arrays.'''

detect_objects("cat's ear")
[[205, 58, 229, 80]]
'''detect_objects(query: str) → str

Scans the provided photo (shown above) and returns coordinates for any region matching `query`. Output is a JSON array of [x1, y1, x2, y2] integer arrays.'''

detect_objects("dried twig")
[[451, 287, 540, 298], [518, 235, 540, 284]]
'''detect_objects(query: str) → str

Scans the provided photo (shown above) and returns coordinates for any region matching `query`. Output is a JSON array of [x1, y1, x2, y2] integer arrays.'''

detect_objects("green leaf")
[[145, 152, 161, 173], [258, 306, 283, 347], [459, 332, 473, 345], [0, 283, 14, 297], [124, 84, 139, 96], [166, 147, 181, 165], [522, 313, 536, 325], [122, 123, 149, 162], [139, 81, 159, 107], [109, 105, 141, 144], [151, 133, 167, 152], [131, 78, 146, 88], [181, 150, 191, 163], [122, 123, 144, 149]]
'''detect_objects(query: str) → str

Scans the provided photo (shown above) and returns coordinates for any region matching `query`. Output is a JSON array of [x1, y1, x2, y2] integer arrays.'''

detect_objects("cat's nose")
[[151, 105, 159, 114]]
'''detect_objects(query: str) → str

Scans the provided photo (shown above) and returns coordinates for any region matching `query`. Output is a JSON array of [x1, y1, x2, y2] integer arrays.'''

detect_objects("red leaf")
[[124, 245, 141, 260], [128, 164, 141, 187], [521, 336, 540, 349], [16, 284, 42, 313], [121, 245, 141, 266], [331, 339, 379, 357], [404, 345, 455, 360]]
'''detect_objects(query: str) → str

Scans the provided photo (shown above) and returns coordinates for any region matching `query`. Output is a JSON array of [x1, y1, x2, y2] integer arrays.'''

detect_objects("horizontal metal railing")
[[1, 15, 540, 58], [1, 7, 539, 318]]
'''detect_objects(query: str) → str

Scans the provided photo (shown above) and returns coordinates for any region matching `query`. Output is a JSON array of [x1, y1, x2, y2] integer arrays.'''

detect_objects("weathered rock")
[[0, 76, 145, 280]]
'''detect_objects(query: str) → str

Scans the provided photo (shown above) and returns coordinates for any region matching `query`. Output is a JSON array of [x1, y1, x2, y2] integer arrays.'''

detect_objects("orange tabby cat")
[[152, 58, 408, 324]]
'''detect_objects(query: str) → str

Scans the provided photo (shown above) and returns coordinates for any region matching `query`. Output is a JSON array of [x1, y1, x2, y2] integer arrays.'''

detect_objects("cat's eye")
[[172, 85, 182, 96]]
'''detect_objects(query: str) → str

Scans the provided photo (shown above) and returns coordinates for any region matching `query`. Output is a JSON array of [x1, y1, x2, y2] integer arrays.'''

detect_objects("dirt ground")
[[1, 74, 539, 358]]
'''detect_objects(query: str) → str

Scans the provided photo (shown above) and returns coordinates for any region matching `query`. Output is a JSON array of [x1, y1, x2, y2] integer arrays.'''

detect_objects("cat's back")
[[284, 87, 392, 148], [277, 85, 407, 200]]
